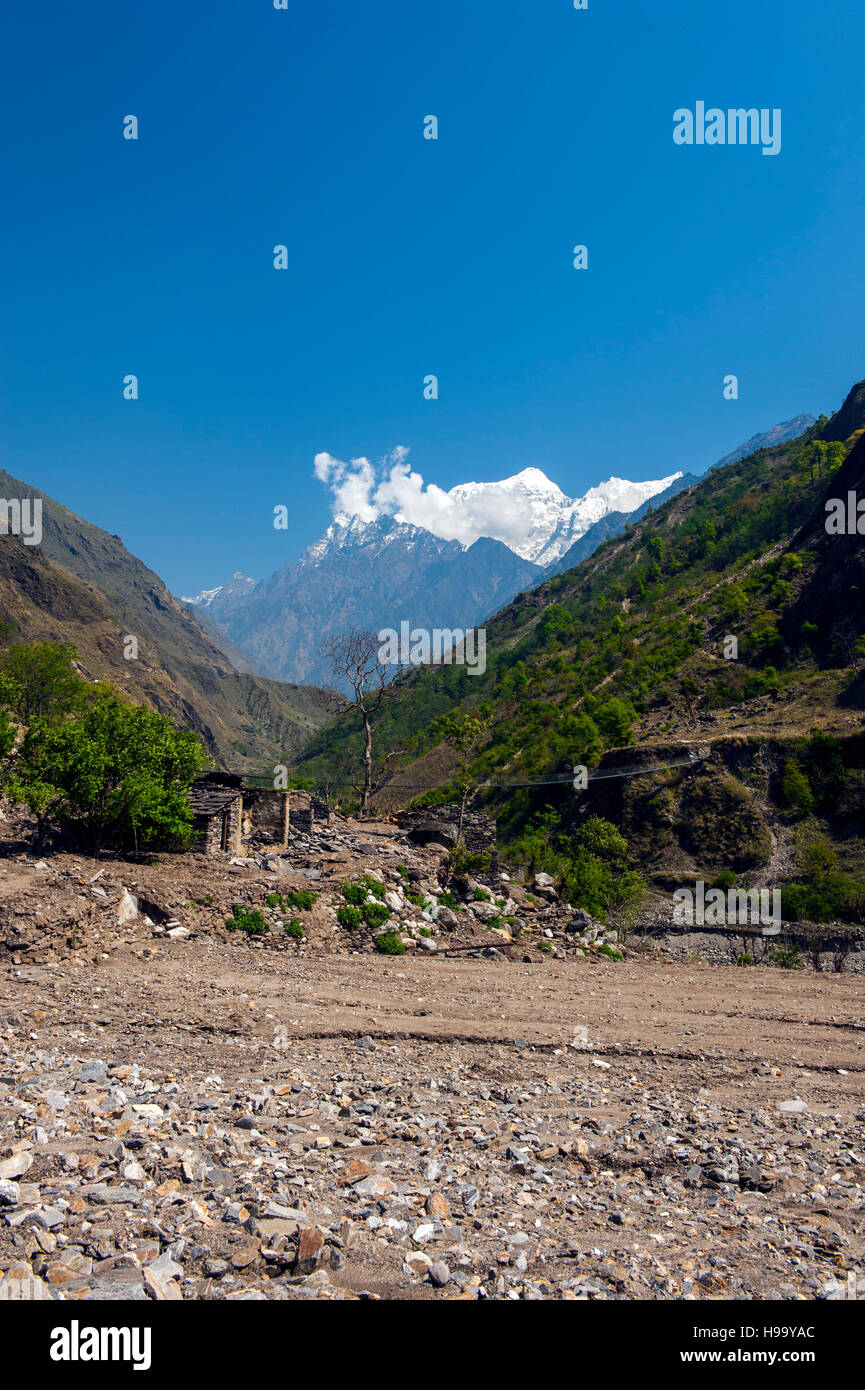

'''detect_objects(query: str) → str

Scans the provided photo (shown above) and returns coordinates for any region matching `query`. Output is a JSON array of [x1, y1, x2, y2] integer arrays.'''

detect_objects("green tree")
[[433, 710, 493, 844], [595, 697, 636, 747], [558, 816, 646, 927], [0, 641, 85, 723], [7, 694, 206, 852]]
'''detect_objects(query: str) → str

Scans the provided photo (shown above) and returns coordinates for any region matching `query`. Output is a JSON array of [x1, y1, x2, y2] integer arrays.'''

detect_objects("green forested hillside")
[[297, 382, 865, 888]]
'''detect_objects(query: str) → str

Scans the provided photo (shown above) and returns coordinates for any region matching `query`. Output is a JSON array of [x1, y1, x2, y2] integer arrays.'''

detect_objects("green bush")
[[286, 889, 317, 911], [780, 760, 815, 816], [418, 926, 432, 938], [341, 881, 367, 906], [438, 891, 459, 910], [284, 918, 304, 939], [337, 904, 363, 928], [711, 870, 738, 891], [362, 901, 391, 928], [226, 904, 268, 935], [375, 930, 406, 955], [597, 943, 624, 960], [473, 887, 491, 901], [362, 875, 386, 901], [736, 952, 754, 966]]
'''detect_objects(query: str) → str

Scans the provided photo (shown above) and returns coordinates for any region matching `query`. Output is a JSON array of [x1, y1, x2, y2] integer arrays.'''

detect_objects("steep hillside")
[[0, 469, 334, 769], [295, 380, 865, 878]]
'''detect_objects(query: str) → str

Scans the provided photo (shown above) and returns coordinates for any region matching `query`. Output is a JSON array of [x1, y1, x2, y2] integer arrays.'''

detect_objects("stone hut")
[[187, 775, 296, 856], [188, 774, 244, 855]]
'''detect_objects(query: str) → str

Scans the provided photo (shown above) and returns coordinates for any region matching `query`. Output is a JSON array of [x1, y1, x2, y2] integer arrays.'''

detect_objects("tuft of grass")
[[438, 891, 460, 910], [597, 943, 623, 960], [337, 904, 363, 929]]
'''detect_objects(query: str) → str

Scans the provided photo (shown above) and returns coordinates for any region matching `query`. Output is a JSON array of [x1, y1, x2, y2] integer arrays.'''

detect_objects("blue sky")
[[2, 0, 863, 596]]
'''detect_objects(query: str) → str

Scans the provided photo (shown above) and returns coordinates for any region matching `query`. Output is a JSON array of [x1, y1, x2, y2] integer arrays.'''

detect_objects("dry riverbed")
[[1, 943, 863, 1301]]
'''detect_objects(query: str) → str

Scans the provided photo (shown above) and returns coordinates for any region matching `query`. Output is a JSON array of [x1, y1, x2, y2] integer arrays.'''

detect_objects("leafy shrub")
[[284, 918, 304, 939], [597, 943, 624, 960], [286, 889, 317, 911], [226, 904, 267, 935], [711, 870, 738, 891], [340, 881, 367, 906], [473, 887, 491, 901], [362, 901, 391, 929], [265, 892, 285, 909], [406, 890, 424, 906], [780, 760, 815, 816], [362, 875, 386, 900], [438, 891, 459, 910], [337, 904, 363, 928], [736, 952, 754, 966], [374, 930, 406, 955], [418, 926, 432, 938]]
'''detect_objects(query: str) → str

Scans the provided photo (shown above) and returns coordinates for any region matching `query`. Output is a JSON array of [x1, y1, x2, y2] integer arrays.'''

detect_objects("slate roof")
[[188, 782, 243, 817]]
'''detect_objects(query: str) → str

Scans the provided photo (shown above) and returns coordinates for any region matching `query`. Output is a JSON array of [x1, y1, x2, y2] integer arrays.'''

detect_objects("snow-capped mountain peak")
[[423, 466, 683, 565], [181, 571, 255, 608]]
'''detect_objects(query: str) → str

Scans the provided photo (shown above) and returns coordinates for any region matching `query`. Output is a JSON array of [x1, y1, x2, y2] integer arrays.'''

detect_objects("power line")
[[237, 752, 706, 791]]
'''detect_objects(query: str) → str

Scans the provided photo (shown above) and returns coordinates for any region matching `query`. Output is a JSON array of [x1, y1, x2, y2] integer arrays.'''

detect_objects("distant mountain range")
[[185, 416, 815, 688]]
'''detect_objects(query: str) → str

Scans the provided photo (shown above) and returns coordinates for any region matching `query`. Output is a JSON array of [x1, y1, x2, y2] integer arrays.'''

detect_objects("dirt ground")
[[1, 934, 863, 1301]]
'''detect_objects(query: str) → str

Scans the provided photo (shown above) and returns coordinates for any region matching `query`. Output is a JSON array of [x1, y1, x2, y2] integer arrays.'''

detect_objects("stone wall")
[[193, 796, 242, 856], [242, 788, 289, 848], [395, 805, 498, 868]]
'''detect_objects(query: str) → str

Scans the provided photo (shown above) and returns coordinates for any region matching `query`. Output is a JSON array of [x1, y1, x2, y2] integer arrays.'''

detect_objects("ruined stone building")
[[187, 776, 321, 856]]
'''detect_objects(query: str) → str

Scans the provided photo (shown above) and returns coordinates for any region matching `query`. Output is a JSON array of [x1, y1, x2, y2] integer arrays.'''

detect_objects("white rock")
[[116, 890, 139, 925], [0, 1152, 33, 1181]]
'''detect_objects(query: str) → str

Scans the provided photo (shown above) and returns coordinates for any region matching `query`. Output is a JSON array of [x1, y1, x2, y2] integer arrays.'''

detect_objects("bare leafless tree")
[[319, 629, 391, 814]]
